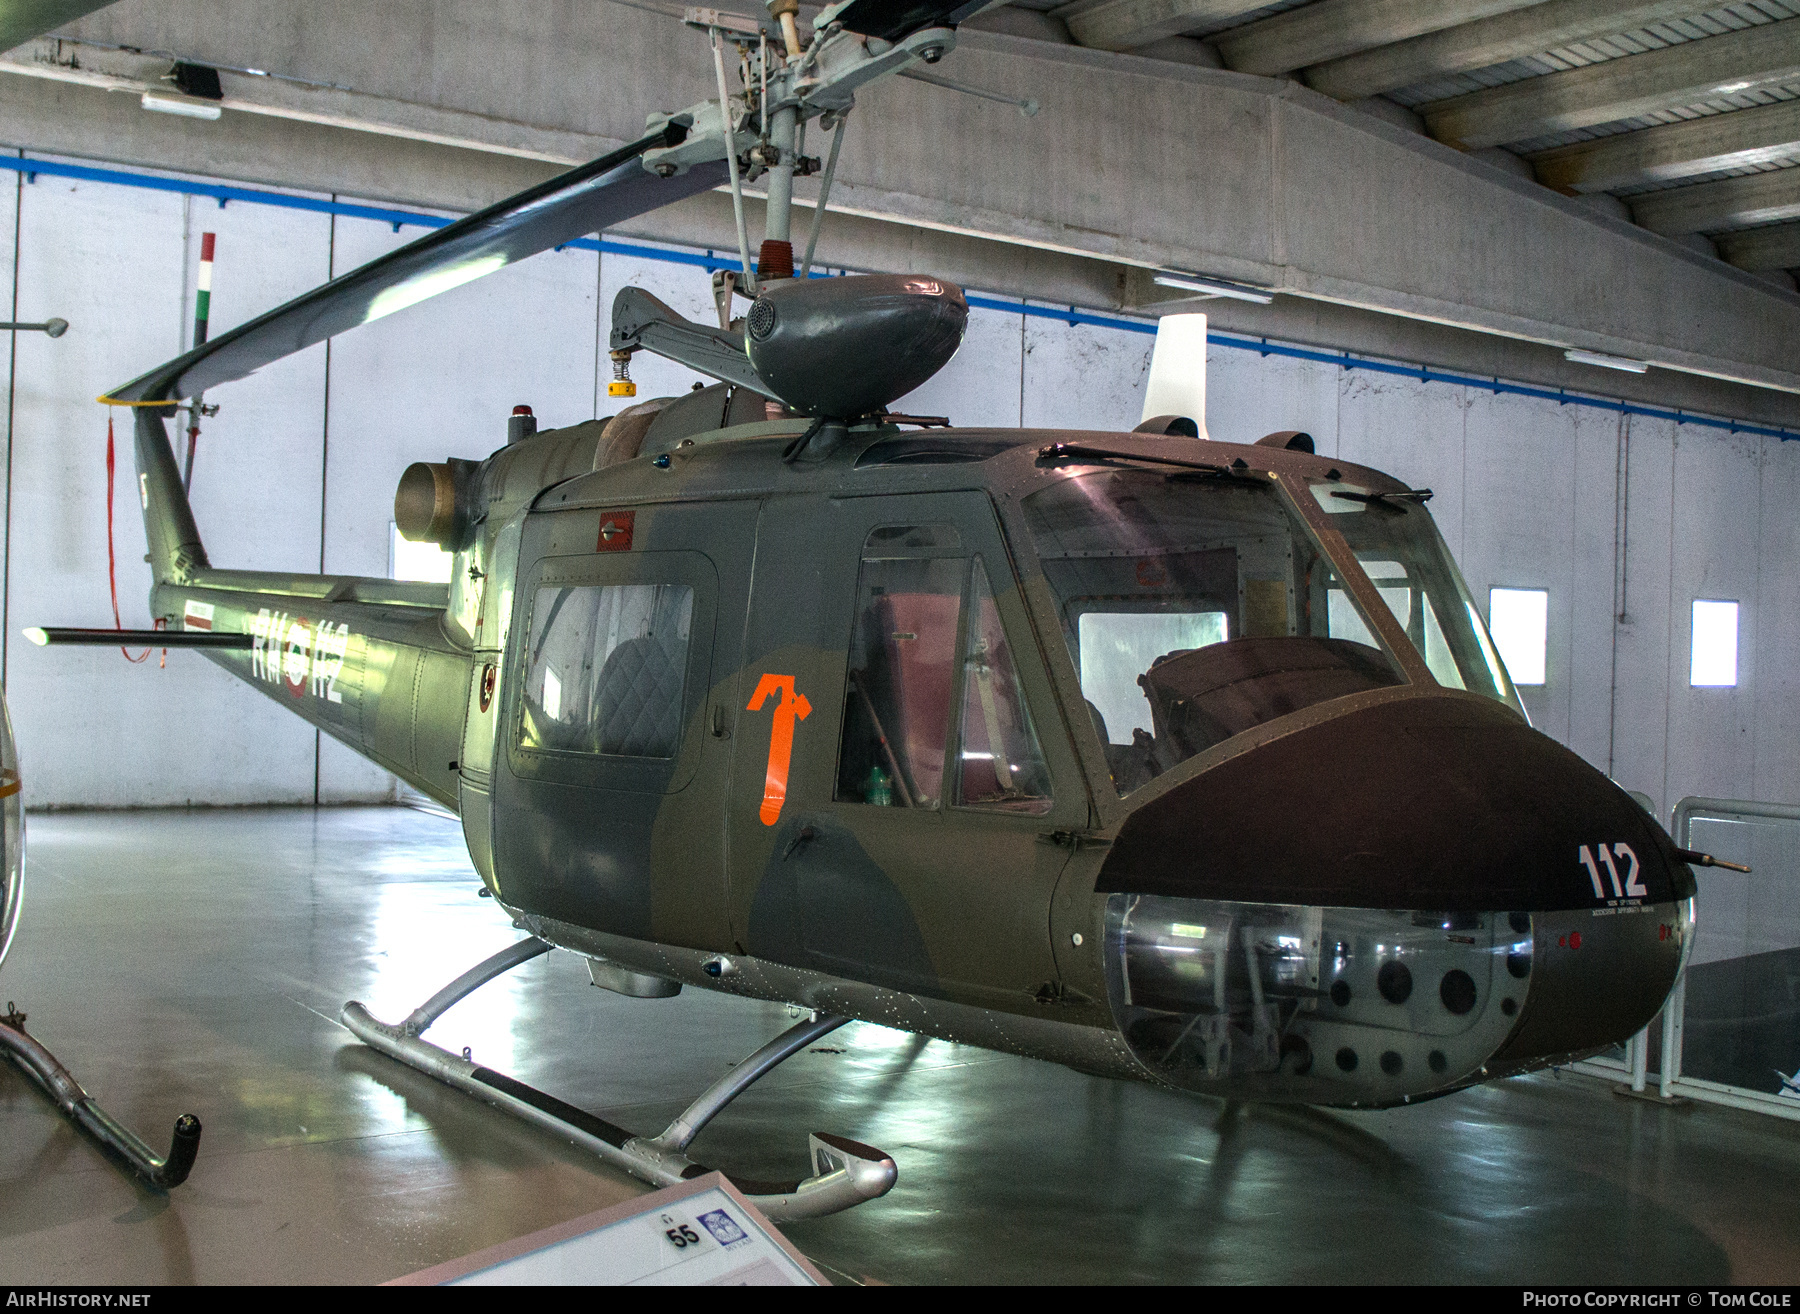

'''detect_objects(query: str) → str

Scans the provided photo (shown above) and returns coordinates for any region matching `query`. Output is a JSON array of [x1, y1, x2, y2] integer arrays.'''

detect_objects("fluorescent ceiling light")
[[141, 92, 222, 120], [1152, 272, 1274, 305], [1564, 347, 1648, 374]]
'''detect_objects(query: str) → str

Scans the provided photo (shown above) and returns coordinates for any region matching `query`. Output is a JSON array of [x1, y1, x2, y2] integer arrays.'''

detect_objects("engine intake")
[[394, 459, 479, 549]]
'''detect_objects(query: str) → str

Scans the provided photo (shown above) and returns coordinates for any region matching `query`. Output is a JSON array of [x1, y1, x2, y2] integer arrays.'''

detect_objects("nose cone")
[[1099, 692, 1690, 913], [1095, 692, 1692, 1103]]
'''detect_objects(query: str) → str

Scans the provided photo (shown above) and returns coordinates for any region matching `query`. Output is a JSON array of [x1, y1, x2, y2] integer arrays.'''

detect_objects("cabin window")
[[835, 527, 1051, 814], [954, 558, 1051, 813], [1024, 468, 1407, 794], [519, 583, 694, 757], [836, 531, 965, 808], [1308, 481, 1518, 707]]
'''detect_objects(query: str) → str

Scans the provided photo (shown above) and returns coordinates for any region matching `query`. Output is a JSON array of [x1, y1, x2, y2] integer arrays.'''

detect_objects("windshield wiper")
[[1037, 442, 1267, 484], [1329, 487, 1433, 510]]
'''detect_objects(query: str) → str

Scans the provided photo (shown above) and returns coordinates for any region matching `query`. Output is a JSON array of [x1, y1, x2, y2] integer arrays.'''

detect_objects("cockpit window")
[[1308, 481, 1522, 714], [1023, 469, 1406, 794], [835, 526, 1052, 813]]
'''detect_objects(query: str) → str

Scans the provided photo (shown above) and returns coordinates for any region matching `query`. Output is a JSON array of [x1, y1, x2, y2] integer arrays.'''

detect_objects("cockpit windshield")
[[1023, 468, 1408, 794], [1304, 479, 1522, 715]]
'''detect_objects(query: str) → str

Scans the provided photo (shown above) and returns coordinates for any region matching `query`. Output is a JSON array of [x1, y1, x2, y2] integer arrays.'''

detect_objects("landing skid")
[[340, 937, 897, 1222], [1, 1003, 201, 1189]]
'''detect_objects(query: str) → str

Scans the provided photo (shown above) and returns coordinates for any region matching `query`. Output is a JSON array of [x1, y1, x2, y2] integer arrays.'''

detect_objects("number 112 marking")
[[1579, 842, 1647, 900]]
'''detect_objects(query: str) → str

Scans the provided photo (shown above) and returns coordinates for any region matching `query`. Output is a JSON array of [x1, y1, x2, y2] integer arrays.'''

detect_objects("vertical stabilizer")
[[133, 407, 210, 586]]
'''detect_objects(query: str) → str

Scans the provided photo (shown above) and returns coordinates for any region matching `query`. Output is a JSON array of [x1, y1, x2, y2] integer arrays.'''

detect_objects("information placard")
[[389, 1173, 826, 1286]]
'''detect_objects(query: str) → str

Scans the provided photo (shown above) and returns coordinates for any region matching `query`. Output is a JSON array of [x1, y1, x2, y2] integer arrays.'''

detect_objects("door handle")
[[711, 704, 732, 739]]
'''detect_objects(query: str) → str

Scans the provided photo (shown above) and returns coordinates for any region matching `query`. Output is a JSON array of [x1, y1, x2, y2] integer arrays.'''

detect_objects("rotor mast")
[[643, 1, 960, 297], [758, 0, 804, 282]]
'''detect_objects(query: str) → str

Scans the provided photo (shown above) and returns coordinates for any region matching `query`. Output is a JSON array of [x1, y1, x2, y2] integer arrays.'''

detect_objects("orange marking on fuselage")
[[747, 673, 812, 826]]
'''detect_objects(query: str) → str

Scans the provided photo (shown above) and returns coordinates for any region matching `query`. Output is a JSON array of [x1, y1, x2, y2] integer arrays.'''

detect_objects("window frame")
[[826, 501, 1073, 824]]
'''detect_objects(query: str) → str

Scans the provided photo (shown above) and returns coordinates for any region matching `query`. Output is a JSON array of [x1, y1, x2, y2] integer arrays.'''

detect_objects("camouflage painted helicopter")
[[29, 0, 1727, 1218]]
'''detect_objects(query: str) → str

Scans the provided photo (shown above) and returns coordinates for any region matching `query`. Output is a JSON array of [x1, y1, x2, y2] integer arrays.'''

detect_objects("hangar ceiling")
[[1033, 0, 1800, 281], [0, 0, 1796, 416]]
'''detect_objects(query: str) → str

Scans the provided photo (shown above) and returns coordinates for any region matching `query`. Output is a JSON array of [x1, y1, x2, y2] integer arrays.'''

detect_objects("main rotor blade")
[[108, 129, 729, 403], [826, 0, 998, 42]]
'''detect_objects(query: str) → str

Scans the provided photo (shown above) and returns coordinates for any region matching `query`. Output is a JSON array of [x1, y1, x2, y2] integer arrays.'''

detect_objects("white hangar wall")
[[2, 153, 1795, 820]]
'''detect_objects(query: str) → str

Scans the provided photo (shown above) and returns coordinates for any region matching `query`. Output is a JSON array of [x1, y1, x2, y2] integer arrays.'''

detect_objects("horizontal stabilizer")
[[108, 132, 729, 403], [24, 627, 252, 649], [610, 287, 776, 398]]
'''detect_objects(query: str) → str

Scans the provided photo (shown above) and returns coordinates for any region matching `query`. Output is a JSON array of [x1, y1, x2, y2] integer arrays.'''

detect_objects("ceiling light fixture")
[[140, 92, 222, 120], [1564, 347, 1649, 374], [1152, 272, 1274, 305]]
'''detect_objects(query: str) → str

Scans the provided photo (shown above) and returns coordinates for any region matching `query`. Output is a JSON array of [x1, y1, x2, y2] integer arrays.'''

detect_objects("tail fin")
[[132, 406, 209, 586]]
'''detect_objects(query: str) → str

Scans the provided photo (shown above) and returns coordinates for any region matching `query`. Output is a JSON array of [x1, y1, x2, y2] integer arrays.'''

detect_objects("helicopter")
[[20, 0, 1731, 1221]]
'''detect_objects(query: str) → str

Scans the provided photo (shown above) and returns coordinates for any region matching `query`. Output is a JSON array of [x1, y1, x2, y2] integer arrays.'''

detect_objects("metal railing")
[[1579, 796, 1800, 1121]]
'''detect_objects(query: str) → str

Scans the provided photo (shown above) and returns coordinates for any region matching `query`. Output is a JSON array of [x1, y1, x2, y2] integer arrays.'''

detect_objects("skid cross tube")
[[0, 1010, 201, 1189], [341, 939, 895, 1221]]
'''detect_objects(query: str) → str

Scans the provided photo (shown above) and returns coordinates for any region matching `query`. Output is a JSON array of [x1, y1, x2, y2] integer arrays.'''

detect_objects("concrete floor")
[[2, 807, 1798, 1286]]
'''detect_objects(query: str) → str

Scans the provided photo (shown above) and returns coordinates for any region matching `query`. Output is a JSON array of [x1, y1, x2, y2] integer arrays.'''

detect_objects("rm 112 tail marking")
[[250, 608, 349, 704]]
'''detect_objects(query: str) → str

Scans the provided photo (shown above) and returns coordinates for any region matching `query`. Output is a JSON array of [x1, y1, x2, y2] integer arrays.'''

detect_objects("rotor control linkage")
[[1, 1006, 202, 1190], [341, 937, 897, 1222]]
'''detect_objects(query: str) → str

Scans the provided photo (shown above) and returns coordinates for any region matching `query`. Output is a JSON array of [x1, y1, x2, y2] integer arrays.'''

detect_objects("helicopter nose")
[[1094, 692, 1693, 1104], [1102, 691, 1688, 914]]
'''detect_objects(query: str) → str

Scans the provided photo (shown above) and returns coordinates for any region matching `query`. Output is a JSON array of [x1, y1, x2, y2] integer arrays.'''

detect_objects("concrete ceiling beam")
[[1215, 0, 1537, 79], [1717, 219, 1800, 270], [1055, 0, 1265, 54], [1423, 19, 1800, 149], [1531, 100, 1800, 191], [1306, 0, 1707, 102], [1631, 167, 1800, 235]]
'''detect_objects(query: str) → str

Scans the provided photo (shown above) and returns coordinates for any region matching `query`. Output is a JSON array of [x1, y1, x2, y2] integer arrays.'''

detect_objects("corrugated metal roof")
[[1176, 0, 1313, 39], [1387, 2, 1800, 107], [1613, 155, 1800, 197], [1501, 80, 1800, 154]]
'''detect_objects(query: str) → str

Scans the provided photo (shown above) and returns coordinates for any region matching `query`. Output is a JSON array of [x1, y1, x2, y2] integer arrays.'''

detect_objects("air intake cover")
[[745, 274, 967, 419]]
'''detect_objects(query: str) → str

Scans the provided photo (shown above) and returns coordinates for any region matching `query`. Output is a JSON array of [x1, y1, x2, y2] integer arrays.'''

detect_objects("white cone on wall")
[[1140, 312, 1210, 439]]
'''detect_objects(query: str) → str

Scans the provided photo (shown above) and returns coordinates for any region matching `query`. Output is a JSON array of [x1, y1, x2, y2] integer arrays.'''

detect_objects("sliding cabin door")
[[493, 499, 758, 951]]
